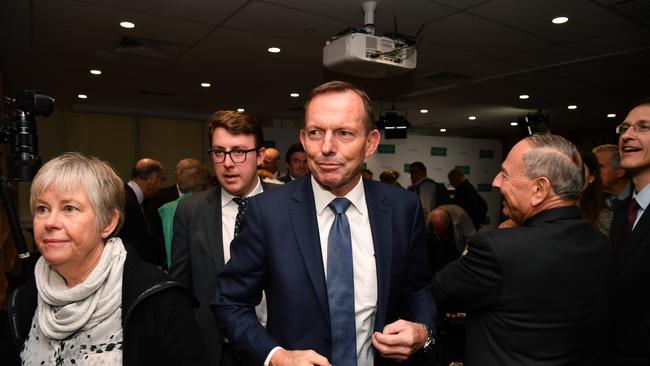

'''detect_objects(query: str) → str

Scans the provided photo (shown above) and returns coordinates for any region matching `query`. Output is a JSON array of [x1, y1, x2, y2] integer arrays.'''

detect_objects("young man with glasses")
[[170, 110, 278, 366], [611, 99, 650, 366]]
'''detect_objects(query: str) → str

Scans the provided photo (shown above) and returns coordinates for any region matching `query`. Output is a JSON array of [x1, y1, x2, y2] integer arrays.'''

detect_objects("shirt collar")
[[311, 175, 366, 217], [127, 180, 144, 204], [221, 177, 263, 208], [633, 183, 650, 210]]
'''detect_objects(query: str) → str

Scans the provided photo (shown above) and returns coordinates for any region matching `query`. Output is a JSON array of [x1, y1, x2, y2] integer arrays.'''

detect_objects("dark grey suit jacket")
[[434, 206, 614, 366], [611, 196, 650, 365], [170, 182, 277, 365]]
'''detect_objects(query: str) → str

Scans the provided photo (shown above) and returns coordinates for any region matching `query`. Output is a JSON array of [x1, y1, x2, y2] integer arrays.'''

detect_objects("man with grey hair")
[[592, 144, 631, 210], [433, 135, 613, 366]]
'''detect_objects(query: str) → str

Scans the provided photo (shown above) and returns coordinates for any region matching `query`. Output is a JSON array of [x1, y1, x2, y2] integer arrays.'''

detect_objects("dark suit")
[[433, 206, 613, 366], [121, 183, 155, 263], [214, 177, 436, 365], [278, 174, 292, 183], [611, 196, 650, 365], [143, 185, 180, 267], [170, 182, 277, 366], [451, 180, 487, 230]]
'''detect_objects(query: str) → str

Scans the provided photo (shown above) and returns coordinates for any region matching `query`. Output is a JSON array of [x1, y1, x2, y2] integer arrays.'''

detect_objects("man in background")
[[262, 147, 281, 179], [122, 158, 165, 265], [592, 144, 631, 210], [448, 168, 487, 230], [408, 161, 450, 216], [279, 142, 308, 183]]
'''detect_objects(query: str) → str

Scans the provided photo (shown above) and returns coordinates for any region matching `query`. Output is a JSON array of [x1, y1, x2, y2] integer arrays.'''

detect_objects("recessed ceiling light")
[[77, 94, 88, 99], [552, 16, 569, 24], [468, 116, 477, 120], [440, 128, 447, 132], [237, 108, 245, 112], [201, 82, 211, 88], [519, 94, 529, 100], [90, 69, 102, 75], [120, 21, 135, 29], [267, 47, 281, 53], [420, 109, 429, 114], [290, 92, 299, 98], [567, 105, 577, 110], [607, 113, 616, 118], [510, 122, 519, 126]]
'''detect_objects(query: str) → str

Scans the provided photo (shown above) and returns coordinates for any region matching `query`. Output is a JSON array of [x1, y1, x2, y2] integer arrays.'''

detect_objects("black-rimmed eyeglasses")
[[208, 147, 258, 163], [616, 123, 650, 135]]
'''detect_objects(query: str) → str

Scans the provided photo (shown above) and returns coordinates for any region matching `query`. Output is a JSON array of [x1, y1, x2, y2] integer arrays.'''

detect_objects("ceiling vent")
[[139, 90, 176, 97], [114, 36, 185, 59], [416, 71, 473, 87], [590, 0, 650, 29]]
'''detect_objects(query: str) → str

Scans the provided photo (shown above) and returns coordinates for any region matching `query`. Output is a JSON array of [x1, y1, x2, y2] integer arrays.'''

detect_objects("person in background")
[[262, 147, 281, 179], [380, 168, 403, 187], [579, 151, 612, 237], [122, 158, 166, 265], [279, 142, 308, 183], [159, 160, 213, 268], [448, 169, 488, 230], [592, 144, 632, 210], [408, 161, 450, 216], [3, 152, 206, 365]]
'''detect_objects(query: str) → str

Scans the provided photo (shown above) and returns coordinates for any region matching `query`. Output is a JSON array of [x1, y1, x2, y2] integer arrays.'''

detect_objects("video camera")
[[1, 90, 54, 181]]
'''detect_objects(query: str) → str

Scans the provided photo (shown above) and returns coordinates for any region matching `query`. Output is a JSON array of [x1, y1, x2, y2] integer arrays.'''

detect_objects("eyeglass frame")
[[616, 122, 650, 135], [208, 147, 259, 163]]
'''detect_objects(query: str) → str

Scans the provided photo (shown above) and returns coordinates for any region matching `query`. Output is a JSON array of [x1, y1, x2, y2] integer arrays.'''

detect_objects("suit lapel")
[[288, 178, 330, 321], [204, 187, 225, 272], [364, 181, 392, 329], [616, 200, 650, 270]]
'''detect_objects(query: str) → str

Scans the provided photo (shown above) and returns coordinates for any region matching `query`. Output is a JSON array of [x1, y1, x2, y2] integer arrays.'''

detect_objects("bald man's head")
[[131, 158, 165, 198], [262, 147, 280, 174]]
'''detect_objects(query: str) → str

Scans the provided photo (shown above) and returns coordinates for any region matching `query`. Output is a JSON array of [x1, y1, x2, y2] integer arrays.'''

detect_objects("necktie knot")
[[233, 197, 249, 209], [329, 197, 352, 215]]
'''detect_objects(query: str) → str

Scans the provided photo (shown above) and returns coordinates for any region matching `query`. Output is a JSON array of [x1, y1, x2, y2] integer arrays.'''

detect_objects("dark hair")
[[208, 110, 264, 148], [304, 80, 376, 133], [579, 151, 606, 228], [131, 159, 163, 180], [448, 169, 464, 180], [409, 161, 426, 173], [285, 142, 305, 164]]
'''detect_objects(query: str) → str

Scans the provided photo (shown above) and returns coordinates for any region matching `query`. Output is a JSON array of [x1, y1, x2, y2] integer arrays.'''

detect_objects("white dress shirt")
[[127, 180, 144, 204], [632, 183, 650, 229], [312, 175, 378, 366]]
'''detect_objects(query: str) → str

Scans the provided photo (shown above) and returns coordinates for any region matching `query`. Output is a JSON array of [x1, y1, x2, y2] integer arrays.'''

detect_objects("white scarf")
[[35, 237, 126, 340]]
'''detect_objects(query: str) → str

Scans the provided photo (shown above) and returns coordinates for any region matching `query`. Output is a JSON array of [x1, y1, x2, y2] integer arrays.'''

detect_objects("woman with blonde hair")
[[4, 152, 206, 365]]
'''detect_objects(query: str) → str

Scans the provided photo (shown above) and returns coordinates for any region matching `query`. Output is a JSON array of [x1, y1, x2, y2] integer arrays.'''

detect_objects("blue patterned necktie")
[[233, 197, 249, 237], [327, 197, 357, 366]]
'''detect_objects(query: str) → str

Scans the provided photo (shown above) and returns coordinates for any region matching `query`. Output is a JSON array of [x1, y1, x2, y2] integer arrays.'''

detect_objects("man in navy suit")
[[215, 81, 436, 366]]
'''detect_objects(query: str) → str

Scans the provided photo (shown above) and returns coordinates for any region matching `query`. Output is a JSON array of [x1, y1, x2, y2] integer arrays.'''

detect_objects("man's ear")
[[615, 167, 626, 179], [531, 176, 551, 206]]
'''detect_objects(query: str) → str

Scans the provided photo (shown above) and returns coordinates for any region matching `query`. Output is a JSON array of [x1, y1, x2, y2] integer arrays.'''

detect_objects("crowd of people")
[[2, 80, 649, 366]]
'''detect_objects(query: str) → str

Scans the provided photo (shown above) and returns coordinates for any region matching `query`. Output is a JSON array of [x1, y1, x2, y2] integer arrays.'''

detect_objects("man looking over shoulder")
[[434, 134, 613, 366], [215, 81, 436, 366]]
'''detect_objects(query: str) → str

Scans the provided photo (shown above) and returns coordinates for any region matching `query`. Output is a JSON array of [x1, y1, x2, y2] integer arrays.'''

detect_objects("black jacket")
[[5, 246, 208, 365]]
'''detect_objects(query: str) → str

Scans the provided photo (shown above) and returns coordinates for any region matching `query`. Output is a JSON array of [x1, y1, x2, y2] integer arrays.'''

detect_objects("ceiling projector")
[[323, 1, 417, 78]]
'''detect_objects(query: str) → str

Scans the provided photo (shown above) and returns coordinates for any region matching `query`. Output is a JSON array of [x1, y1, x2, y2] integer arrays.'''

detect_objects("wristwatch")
[[419, 324, 436, 353]]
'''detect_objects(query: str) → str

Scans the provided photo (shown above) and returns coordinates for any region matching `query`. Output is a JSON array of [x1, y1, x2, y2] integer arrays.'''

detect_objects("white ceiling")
[[1, 0, 649, 138]]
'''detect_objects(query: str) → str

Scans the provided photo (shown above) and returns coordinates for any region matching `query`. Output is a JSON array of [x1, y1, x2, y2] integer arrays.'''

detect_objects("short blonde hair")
[[30, 152, 125, 237]]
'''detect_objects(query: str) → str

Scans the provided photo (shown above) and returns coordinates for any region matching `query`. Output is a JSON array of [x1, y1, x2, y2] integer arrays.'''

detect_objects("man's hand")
[[269, 349, 330, 366], [371, 319, 428, 362]]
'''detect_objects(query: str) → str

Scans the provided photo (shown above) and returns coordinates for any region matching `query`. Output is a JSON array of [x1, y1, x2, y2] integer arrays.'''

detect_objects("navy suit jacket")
[[214, 176, 436, 365]]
